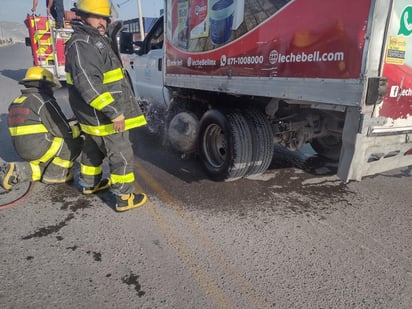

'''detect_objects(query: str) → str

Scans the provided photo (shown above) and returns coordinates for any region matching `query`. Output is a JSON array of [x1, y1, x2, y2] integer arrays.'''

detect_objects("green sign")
[[398, 6, 412, 36]]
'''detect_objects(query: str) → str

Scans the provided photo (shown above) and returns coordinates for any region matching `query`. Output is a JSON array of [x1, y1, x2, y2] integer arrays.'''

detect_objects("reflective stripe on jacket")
[[8, 88, 75, 161], [65, 21, 146, 135]]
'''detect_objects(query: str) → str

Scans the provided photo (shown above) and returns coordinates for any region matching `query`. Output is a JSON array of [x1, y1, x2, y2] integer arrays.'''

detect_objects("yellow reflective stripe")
[[30, 18, 42, 28], [90, 92, 114, 110], [13, 96, 27, 103], [71, 125, 81, 138], [67, 69, 123, 86], [29, 162, 42, 181], [28, 137, 63, 181], [103, 68, 124, 84], [32, 137, 63, 164], [81, 164, 102, 176], [80, 115, 147, 136], [66, 72, 73, 85], [110, 172, 135, 184], [52, 157, 73, 169], [9, 124, 48, 136]]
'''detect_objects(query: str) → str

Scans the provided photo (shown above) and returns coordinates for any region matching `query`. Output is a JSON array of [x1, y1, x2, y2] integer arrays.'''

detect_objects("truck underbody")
[[140, 88, 346, 181]]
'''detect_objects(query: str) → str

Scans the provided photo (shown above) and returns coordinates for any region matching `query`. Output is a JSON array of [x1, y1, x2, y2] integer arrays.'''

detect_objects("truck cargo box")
[[120, 0, 412, 181]]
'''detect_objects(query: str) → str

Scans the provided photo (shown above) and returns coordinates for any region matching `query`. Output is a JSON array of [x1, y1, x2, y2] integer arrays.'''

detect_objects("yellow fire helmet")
[[19, 66, 61, 88], [72, 0, 111, 18]]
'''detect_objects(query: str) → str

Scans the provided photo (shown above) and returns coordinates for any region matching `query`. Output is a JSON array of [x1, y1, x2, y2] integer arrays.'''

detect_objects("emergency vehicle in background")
[[24, 3, 122, 81], [24, 11, 75, 81], [119, 0, 412, 182], [23, 14, 154, 81]]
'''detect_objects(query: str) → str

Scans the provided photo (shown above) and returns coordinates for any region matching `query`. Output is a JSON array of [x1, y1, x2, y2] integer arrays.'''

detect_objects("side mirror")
[[119, 31, 134, 54], [134, 41, 144, 55]]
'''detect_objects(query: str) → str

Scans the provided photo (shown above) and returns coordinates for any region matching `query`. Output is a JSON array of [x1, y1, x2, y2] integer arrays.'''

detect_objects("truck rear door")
[[339, 0, 412, 181]]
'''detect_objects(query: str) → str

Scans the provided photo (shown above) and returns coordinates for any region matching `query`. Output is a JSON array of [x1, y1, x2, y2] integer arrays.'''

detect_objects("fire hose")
[[0, 182, 35, 210]]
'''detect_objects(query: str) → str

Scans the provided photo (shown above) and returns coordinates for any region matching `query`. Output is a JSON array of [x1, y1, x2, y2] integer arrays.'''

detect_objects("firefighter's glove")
[[68, 119, 81, 139], [70, 124, 81, 139], [112, 114, 125, 132]]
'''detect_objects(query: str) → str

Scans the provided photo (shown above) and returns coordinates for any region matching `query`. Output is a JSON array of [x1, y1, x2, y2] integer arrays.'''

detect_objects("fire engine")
[[24, 7, 152, 81], [24, 12, 75, 81]]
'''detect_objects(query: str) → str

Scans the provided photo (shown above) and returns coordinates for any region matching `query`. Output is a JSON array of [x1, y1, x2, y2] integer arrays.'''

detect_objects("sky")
[[0, 0, 163, 23]]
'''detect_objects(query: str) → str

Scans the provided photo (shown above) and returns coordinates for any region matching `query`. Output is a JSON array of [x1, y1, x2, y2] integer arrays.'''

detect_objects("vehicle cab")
[[120, 16, 169, 135]]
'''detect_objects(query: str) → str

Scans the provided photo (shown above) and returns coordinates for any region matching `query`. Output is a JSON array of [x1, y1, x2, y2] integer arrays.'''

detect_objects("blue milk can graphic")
[[209, 0, 235, 45]]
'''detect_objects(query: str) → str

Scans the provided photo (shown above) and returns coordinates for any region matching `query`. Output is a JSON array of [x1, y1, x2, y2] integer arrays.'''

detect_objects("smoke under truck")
[[120, 0, 412, 182]]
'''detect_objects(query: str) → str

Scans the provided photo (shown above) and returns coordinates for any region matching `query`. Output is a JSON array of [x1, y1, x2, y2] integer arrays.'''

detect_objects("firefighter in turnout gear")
[[65, 0, 148, 211], [0, 66, 83, 191]]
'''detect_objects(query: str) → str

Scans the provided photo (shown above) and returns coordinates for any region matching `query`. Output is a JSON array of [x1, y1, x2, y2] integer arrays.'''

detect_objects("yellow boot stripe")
[[29, 162, 42, 181], [81, 164, 102, 176]]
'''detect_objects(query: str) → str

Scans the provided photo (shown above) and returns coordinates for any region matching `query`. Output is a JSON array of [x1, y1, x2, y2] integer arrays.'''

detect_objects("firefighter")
[[0, 66, 83, 191], [65, 0, 148, 212], [32, 0, 65, 29]]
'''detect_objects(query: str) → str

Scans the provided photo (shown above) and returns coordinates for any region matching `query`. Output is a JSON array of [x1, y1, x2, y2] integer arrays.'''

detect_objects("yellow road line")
[[133, 164, 235, 309], [134, 161, 270, 309]]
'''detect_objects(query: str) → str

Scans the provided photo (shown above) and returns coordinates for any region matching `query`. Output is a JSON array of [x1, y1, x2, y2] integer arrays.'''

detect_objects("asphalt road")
[[0, 43, 411, 309]]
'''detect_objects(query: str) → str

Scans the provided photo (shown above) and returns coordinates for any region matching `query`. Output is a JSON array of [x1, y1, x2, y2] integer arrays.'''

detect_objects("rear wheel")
[[310, 113, 344, 162], [243, 108, 274, 177], [199, 109, 253, 181], [310, 135, 342, 161]]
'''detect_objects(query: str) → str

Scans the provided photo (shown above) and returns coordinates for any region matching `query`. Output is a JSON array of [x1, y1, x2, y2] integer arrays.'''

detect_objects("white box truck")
[[119, 0, 412, 181]]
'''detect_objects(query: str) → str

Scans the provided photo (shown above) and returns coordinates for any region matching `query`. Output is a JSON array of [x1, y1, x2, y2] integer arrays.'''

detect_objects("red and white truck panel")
[[120, 0, 412, 181]]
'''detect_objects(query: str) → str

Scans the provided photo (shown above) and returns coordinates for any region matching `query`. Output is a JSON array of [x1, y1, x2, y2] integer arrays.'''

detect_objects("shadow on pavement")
[[131, 128, 207, 184], [131, 127, 339, 185]]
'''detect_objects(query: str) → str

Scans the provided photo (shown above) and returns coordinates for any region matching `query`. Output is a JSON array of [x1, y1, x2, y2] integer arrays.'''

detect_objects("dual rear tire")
[[198, 109, 274, 181]]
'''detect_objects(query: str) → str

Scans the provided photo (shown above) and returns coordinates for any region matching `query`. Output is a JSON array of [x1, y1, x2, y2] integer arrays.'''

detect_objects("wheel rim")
[[202, 123, 226, 168]]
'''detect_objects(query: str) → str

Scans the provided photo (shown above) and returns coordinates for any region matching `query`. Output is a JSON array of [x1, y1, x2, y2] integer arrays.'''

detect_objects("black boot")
[[115, 193, 147, 212], [82, 178, 111, 194]]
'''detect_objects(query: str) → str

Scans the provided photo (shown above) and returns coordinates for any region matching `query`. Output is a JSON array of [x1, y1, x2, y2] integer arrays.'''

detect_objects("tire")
[[310, 135, 342, 161], [199, 109, 253, 181], [243, 108, 274, 177]]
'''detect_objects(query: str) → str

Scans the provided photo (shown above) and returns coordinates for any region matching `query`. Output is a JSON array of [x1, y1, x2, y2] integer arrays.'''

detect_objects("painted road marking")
[[134, 161, 271, 309]]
